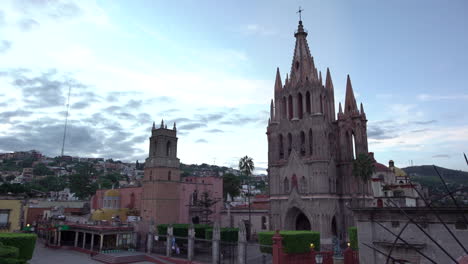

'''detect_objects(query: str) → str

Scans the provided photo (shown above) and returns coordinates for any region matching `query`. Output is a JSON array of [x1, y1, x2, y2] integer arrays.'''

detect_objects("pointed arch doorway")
[[285, 207, 311, 230]]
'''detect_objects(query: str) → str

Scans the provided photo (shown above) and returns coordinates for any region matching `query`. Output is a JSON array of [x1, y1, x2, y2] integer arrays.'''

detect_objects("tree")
[[69, 163, 98, 199], [352, 153, 375, 195], [238, 155, 254, 240], [352, 153, 375, 182], [97, 172, 122, 189], [192, 191, 219, 224], [223, 173, 241, 200], [33, 163, 53, 176], [37, 175, 67, 192], [5, 175, 15, 182]]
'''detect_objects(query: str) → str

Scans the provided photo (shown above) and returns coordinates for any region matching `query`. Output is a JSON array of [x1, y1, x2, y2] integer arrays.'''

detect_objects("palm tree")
[[238, 155, 254, 240], [352, 153, 375, 195]]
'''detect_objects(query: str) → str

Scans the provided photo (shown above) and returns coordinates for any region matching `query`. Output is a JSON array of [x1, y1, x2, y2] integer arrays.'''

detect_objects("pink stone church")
[[266, 19, 372, 248], [91, 120, 223, 229]]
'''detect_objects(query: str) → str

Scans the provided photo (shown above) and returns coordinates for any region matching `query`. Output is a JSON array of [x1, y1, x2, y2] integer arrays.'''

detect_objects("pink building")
[[91, 177, 223, 224], [179, 176, 223, 224]]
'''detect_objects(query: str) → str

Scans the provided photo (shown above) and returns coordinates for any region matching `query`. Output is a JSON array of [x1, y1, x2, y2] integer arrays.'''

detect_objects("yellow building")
[[91, 189, 129, 222], [0, 196, 27, 232]]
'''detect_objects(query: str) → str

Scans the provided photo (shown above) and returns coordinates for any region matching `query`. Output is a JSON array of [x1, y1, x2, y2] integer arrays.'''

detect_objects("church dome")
[[104, 189, 120, 197], [393, 167, 407, 177]]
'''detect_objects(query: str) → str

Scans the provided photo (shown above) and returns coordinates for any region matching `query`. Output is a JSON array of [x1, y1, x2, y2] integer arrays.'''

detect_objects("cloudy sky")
[[0, 0, 467, 173]]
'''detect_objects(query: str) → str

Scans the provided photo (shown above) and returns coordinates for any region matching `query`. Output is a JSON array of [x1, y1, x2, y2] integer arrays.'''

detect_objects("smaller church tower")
[[141, 120, 181, 224]]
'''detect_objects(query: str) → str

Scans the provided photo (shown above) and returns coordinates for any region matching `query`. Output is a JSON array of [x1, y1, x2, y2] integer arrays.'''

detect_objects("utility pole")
[[61, 82, 72, 157]]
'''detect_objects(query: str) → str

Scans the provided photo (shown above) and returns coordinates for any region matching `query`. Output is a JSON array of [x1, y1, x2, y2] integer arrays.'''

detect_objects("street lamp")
[[315, 254, 323, 264]]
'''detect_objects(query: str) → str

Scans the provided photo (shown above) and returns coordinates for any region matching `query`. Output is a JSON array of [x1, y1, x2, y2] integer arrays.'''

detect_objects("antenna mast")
[[61, 82, 72, 157]]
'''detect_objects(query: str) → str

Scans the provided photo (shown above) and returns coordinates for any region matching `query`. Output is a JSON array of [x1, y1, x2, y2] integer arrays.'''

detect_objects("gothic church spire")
[[289, 20, 316, 86], [344, 75, 358, 114]]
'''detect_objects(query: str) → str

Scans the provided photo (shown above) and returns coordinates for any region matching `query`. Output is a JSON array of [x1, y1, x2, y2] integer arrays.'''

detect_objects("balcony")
[[0, 222, 11, 230]]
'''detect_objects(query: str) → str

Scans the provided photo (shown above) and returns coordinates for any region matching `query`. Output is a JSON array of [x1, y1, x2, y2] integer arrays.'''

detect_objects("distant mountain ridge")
[[402, 165, 468, 185]]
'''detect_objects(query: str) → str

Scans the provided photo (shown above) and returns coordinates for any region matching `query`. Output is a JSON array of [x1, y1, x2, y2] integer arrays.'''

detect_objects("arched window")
[[279, 134, 284, 159], [282, 97, 287, 119], [261, 216, 267, 229], [287, 133, 292, 156], [308, 129, 313, 155], [283, 177, 289, 193], [288, 95, 293, 120], [166, 141, 172, 156], [320, 95, 324, 113], [351, 132, 356, 159], [168, 171, 172, 181], [328, 133, 335, 157], [305, 92, 311, 114], [346, 131, 353, 160], [297, 93, 303, 119], [300, 176, 307, 193], [300, 131, 306, 156]]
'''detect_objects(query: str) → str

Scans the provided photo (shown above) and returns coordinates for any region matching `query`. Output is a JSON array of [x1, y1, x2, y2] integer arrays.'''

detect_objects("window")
[[300, 131, 306, 156], [394, 191, 404, 197], [288, 95, 293, 120], [391, 221, 400, 228], [168, 171, 172, 181], [297, 93, 303, 119], [279, 134, 284, 159], [308, 129, 313, 155], [0, 210, 10, 229], [261, 216, 267, 230], [305, 92, 311, 114], [166, 141, 172, 156], [282, 97, 287, 119], [300, 176, 307, 193], [287, 133, 292, 156], [455, 217, 467, 230], [283, 178, 289, 193]]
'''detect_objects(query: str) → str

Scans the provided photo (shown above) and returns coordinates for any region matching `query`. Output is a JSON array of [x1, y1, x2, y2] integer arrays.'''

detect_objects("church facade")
[[140, 121, 223, 228], [266, 20, 372, 247]]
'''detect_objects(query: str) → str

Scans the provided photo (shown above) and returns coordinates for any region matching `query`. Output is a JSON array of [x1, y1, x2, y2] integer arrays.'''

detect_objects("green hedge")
[[157, 224, 211, 239], [0, 245, 19, 258], [258, 231, 320, 254], [205, 228, 239, 242], [0, 233, 36, 260], [348, 227, 358, 250]]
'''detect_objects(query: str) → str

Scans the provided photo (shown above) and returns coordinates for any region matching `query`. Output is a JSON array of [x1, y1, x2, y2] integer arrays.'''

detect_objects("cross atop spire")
[[297, 6, 304, 22]]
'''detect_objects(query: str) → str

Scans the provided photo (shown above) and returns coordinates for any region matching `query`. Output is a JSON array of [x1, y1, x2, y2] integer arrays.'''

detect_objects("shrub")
[[348, 227, 358, 250], [205, 228, 239, 242], [157, 224, 212, 239], [258, 231, 320, 254], [0, 245, 19, 258], [0, 233, 37, 260]]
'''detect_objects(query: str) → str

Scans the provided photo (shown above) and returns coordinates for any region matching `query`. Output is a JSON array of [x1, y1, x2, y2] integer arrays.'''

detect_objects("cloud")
[[417, 94, 468, 101], [0, 40, 12, 53], [195, 139, 208, 143], [0, 10, 4, 27], [241, 24, 276, 36], [14, 0, 83, 20], [367, 125, 397, 140], [432, 154, 450, 158], [412, 120, 437, 125], [179, 123, 207, 131], [206, 129, 224, 133], [71, 101, 90, 109], [0, 109, 33, 123], [17, 18, 39, 31], [3, 69, 93, 109]]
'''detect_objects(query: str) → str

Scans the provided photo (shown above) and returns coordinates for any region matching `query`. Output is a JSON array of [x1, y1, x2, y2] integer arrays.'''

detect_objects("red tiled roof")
[[374, 162, 391, 172]]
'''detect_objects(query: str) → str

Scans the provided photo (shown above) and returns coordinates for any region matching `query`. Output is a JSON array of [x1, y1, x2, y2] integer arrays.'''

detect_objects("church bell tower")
[[141, 120, 181, 224]]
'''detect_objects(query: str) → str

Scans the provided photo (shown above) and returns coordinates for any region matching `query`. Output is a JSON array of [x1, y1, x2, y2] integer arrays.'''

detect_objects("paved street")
[[30, 242, 153, 264]]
